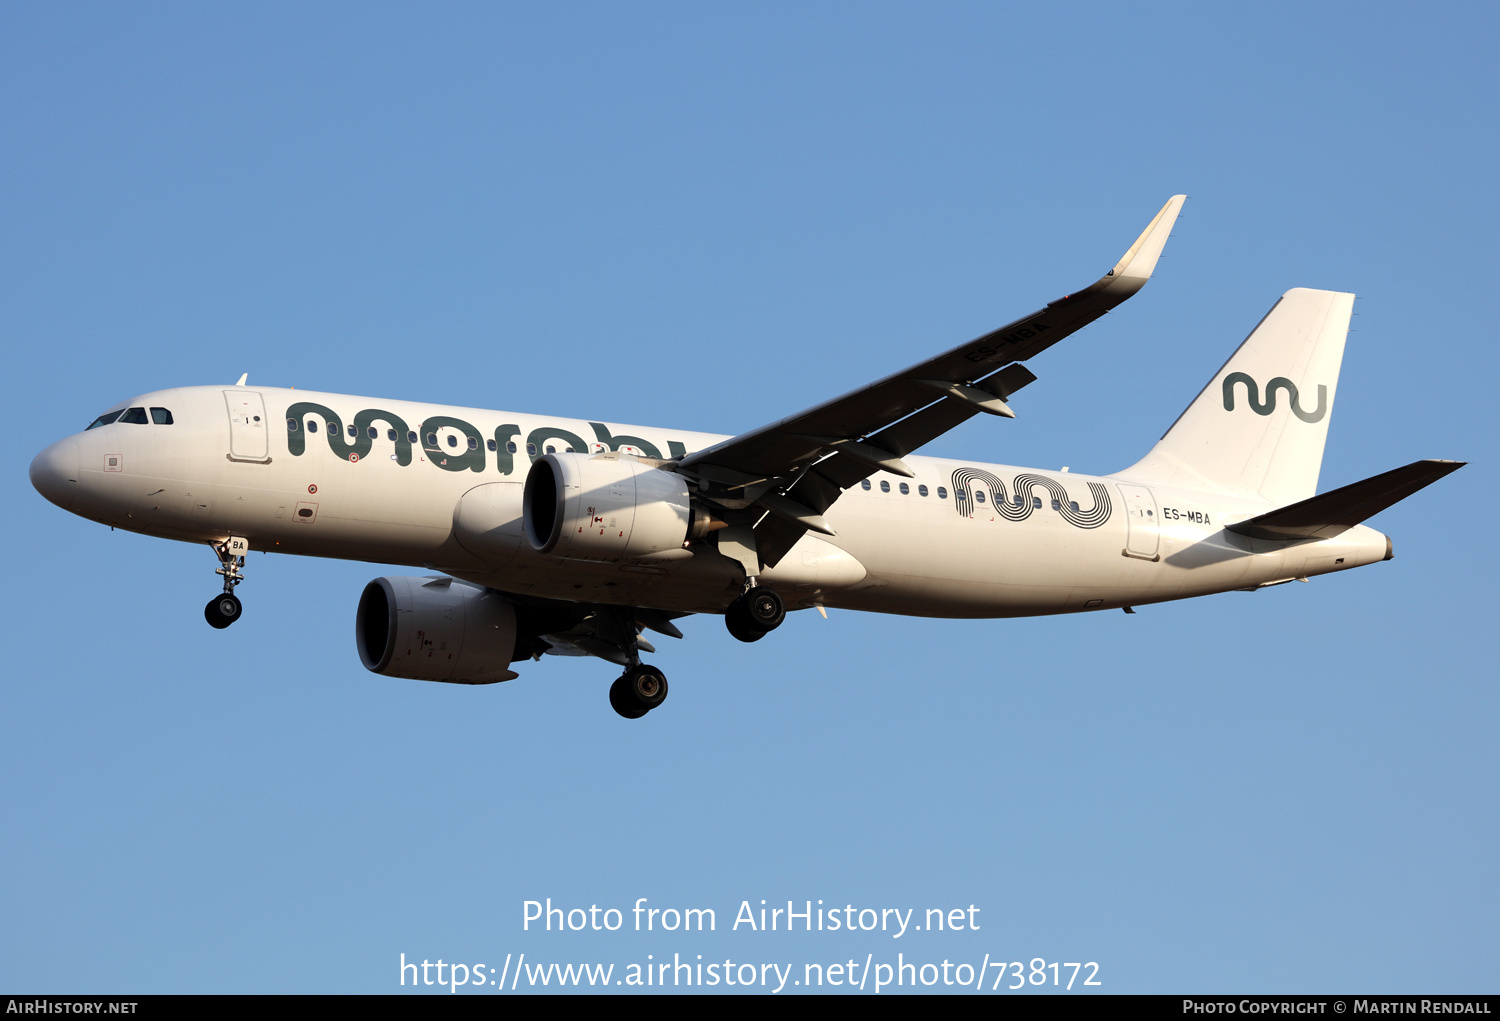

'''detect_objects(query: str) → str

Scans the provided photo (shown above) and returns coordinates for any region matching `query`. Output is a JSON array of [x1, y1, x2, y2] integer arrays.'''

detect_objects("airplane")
[[28, 196, 1464, 719]]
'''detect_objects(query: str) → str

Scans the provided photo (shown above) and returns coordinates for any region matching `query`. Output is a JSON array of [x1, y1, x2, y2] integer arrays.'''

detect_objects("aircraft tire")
[[627, 664, 668, 710], [746, 588, 785, 631], [609, 675, 649, 719], [724, 601, 764, 643], [205, 593, 242, 629]]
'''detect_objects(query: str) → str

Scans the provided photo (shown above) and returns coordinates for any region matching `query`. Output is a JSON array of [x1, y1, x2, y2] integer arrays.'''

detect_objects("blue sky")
[[3, 2, 1495, 994]]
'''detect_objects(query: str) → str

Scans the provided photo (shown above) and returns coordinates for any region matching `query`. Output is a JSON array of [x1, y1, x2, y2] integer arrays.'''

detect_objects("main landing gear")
[[204, 538, 245, 629], [609, 664, 669, 720], [724, 585, 785, 643]]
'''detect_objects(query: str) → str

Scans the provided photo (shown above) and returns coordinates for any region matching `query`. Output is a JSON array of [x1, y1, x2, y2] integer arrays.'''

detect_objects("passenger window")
[[918, 485, 928, 497], [286, 417, 299, 432], [955, 489, 966, 501], [119, 407, 148, 425], [860, 479, 871, 490], [880, 480, 890, 493], [446, 435, 458, 448], [468, 437, 478, 450], [938, 487, 948, 499], [407, 431, 418, 443], [1070, 501, 1080, 512], [487, 439, 497, 451], [975, 490, 986, 503], [526, 443, 537, 456], [1033, 496, 1042, 509], [86, 411, 123, 430], [326, 420, 337, 433], [1051, 499, 1061, 511], [387, 429, 397, 441], [425, 433, 437, 446], [899, 483, 909, 495], [506, 442, 517, 454], [150, 407, 174, 425], [546, 445, 556, 454], [367, 426, 378, 439], [307, 420, 319, 434], [348, 425, 357, 438]]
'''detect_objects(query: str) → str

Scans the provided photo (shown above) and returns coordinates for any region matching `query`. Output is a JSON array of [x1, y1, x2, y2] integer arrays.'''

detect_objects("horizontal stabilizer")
[[1225, 459, 1465, 541]]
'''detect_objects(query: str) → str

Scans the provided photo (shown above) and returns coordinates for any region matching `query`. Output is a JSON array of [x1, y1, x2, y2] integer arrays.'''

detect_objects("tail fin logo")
[[1221, 372, 1327, 423]]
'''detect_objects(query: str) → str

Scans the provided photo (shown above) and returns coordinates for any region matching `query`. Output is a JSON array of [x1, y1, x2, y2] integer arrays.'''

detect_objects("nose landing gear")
[[204, 538, 247, 629]]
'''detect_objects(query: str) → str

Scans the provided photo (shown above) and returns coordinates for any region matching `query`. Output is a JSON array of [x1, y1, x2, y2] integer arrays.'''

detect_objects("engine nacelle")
[[523, 452, 693, 561], [355, 576, 518, 684]]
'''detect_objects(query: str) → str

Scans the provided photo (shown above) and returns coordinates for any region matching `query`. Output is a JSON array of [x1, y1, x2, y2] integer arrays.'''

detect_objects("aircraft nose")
[[30, 437, 81, 512]]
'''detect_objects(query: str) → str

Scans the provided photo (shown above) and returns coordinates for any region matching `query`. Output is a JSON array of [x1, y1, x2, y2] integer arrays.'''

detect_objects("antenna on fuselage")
[[235, 373, 248, 386]]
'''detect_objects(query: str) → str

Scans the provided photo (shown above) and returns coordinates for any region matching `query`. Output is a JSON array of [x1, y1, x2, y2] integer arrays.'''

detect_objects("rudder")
[[1118, 287, 1354, 506]]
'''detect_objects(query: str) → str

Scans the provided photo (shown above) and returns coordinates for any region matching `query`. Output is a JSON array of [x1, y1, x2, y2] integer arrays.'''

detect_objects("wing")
[[678, 195, 1186, 568]]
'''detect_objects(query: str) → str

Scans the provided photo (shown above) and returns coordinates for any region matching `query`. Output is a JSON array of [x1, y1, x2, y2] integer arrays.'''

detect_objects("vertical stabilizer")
[[1118, 287, 1353, 506]]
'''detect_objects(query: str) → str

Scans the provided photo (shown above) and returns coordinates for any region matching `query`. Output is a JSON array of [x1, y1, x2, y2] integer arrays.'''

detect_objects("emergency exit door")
[[1116, 483, 1160, 561]]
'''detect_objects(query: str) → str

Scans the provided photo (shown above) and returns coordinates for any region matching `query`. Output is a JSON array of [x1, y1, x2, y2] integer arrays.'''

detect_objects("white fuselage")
[[32, 384, 1392, 618]]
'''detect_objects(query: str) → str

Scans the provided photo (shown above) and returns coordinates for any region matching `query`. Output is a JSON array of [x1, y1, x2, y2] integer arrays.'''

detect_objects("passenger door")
[[224, 390, 270, 462]]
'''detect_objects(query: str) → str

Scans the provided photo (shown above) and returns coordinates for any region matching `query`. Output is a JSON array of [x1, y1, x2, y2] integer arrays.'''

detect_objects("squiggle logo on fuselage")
[[1221, 372, 1327, 423], [950, 468, 1111, 529]]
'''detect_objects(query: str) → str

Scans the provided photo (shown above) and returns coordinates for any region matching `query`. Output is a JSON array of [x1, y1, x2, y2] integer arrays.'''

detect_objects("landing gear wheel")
[[609, 677, 648, 719], [205, 593, 242, 629], [610, 665, 669, 718], [725, 587, 783, 642], [627, 664, 668, 710], [725, 600, 764, 643], [746, 588, 785, 631]]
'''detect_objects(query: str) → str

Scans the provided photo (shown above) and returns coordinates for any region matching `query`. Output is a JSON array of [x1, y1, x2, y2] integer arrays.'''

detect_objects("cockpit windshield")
[[85, 406, 174, 429], [86, 410, 123, 430]]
